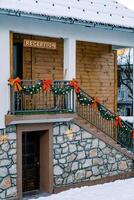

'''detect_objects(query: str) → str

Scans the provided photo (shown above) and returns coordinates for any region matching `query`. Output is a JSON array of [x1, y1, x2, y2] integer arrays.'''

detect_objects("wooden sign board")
[[23, 39, 56, 49]]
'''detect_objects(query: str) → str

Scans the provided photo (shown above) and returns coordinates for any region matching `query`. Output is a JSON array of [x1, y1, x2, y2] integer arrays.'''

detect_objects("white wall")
[[0, 28, 10, 128], [0, 14, 134, 128]]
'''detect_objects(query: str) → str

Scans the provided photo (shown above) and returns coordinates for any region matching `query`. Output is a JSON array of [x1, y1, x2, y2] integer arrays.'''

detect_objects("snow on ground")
[[121, 116, 133, 124], [31, 178, 134, 200]]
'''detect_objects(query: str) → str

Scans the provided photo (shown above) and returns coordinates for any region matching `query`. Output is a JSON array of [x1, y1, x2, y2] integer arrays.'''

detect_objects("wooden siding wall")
[[14, 34, 64, 80], [76, 41, 116, 111]]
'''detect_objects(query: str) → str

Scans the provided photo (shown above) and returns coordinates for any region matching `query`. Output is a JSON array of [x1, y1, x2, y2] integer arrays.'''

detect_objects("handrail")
[[9, 79, 133, 151], [80, 88, 133, 130], [10, 80, 75, 114], [76, 88, 133, 151]]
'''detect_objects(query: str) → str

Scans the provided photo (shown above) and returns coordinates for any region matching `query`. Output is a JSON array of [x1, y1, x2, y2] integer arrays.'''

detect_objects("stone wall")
[[53, 123, 134, 187], [0, 126, 17, 199]]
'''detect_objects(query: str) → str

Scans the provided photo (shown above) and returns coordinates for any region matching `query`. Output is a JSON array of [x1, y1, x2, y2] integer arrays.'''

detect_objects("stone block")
[[72, 162, 79, 171], [92, 139, 98, 148], [67, 153, 76, 162], [1, 143, 10, 152], [69, 144, 77, 153], [99, 140, 106, 149], [102, 147, 111, 155], [0, 152, 8, 160], [0, 167, 8, 177], [57, 136, 64, 144], [86, 171, 92, 178], [54, 177, 63, 185], [77, 151, 85, 160], [108, 156, 116, 164], [118, 161, 127, 171], [9, 165, 16, 175], [8, 133, 16, 140], [90, 149, 97, 157], [0, 159, 11, 167], [6, 186, 17, 198], [75, 170, 85, 180], [8, 149, 16, 156], [0, 176, 11, 190], [92, 166, 100, 176], [53, 126, 60, 135], [93, 158, 103, 166], [83, 159, 92, 168], [54, 165, 63, 175]]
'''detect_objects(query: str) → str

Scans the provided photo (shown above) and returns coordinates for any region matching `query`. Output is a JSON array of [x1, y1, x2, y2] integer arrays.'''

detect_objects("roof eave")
[[0, 8, 134, 33]]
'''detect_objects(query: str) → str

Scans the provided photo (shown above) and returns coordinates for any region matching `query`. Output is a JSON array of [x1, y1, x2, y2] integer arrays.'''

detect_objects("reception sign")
[[23, 39, 56, 49]]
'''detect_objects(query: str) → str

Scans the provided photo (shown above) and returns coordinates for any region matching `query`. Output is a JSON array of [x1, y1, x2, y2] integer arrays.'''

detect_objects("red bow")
[[69, 79, 80, 93], [8, 77, 22, 92], [132, 130, 134, 139], [42, 80, 52, 91], [93, 97, 100, 109], [115, 116, 122, 128]]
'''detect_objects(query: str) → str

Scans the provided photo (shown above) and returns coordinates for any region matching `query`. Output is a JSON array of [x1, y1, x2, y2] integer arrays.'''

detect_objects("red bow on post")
[[115, 116, 122, 128], [69, 79, 80, 93], [42, 80, 52, 91], [93, 97, 100, 109], [8, 77, 22, 92]]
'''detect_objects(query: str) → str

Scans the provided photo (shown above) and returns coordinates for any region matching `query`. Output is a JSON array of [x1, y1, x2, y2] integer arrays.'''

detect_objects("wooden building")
[[0, 0, 134, 199]]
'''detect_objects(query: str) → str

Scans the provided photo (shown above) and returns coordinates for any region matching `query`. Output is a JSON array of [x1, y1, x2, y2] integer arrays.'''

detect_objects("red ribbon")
[[8, 77, 22, 92], [69, 79, 80, 93], [42, 80, 52, 91], [93, 97, 100, 109], [115, 116, 122, 128], [132, 130, 134, 140]]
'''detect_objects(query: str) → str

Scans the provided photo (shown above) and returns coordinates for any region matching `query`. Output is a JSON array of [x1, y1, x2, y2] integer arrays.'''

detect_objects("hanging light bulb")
[[65, 122, 73, 139]]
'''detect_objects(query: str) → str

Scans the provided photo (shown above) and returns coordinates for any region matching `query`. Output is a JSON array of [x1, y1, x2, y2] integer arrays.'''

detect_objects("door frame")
[[16, 123, 53, 199]]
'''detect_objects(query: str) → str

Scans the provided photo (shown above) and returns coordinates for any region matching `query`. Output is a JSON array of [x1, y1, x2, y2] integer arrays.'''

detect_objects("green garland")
[[52, 85, 73, 95], [22, 81, 42, 95], [98, 104, 115, 121], [10, 78, 131, 141], [76, 92, 93, 105]]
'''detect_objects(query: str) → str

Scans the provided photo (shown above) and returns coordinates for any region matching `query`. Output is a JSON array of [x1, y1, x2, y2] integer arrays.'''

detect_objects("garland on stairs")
[[8, 77, 133, 137]]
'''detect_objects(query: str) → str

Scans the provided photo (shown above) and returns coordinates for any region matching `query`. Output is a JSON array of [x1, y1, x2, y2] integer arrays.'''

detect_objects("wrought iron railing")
[[10, 79, 133, 151], [10, 80, 75, 114], [76, 88, 133, 151]]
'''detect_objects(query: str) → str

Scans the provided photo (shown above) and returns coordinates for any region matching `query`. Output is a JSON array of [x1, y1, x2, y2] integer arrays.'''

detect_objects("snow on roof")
[[1, 0, 134, 29]]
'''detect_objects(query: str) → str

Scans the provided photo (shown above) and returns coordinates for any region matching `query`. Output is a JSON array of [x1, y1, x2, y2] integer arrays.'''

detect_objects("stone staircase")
[[76, 88, 133, 152], [73, 117, 134, 160]]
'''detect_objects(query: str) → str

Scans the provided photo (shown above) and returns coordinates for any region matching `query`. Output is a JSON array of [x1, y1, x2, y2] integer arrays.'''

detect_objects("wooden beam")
[[10, 31, 13, 77], [114, 50, 117, 112]]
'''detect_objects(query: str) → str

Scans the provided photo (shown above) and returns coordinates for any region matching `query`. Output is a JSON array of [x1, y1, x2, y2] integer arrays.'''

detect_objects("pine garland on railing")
[[8, 77, 133, 140]]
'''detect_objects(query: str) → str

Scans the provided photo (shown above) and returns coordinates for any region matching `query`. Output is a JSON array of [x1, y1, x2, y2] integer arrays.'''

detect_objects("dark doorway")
[[22, 131, 40, 193], [13, 43, 23, 78]]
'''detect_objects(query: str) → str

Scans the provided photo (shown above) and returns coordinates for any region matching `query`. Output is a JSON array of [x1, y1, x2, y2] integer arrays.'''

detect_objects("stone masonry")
[[0, 126, 17, 200], [53, 123, 134, 187]]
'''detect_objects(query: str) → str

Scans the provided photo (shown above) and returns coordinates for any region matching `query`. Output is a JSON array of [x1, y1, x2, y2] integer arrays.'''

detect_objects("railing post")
[[11, 86, 15, 115]]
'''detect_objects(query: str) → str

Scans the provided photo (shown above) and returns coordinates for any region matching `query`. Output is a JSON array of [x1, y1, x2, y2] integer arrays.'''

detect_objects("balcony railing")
[[10, 80, 75, 114], [76, 88, 133, 151]]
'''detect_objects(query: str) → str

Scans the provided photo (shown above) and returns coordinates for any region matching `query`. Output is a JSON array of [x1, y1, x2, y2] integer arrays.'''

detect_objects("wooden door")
[[22, 132, 40, 193]]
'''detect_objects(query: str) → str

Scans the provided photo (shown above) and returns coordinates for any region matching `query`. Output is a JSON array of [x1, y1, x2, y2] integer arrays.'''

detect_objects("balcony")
[[10, 80, 75, 115]]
